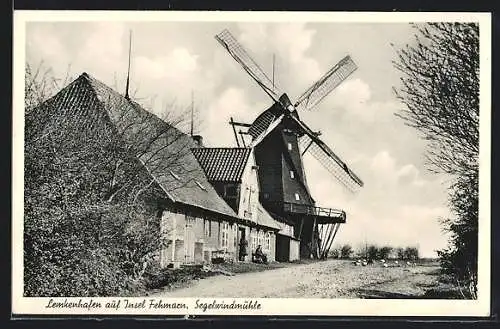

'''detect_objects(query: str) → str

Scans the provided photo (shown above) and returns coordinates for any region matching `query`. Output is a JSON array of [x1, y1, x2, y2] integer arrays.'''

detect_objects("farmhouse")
[[192, 147, 298, 263], [25, 72, 297, 268]]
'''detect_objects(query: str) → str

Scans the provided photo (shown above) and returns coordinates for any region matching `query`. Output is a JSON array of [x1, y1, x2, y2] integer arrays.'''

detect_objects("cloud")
[[370, 150, 395, 173], [81, 23, 125, 61], [135, 48, 199, 80], [302, 148, 449, 257], [27, 26, 66, 61], [368, 150, 431, 188], [204, 87, 268, 146], [237, 23, 322, 96], [334, 204, 450, 258]]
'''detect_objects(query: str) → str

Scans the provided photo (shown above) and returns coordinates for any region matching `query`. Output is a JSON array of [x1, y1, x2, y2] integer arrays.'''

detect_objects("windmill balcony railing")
[[281, 202, 346, 222]]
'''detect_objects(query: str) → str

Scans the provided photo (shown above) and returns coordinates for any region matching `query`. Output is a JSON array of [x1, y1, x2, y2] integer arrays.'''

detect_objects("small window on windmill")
[[295, 193, 300, 201], [287, 142, 292, 151], [195, 181, 207, 191], [263, 192, 269, 199], [290, 170, 295, 179]]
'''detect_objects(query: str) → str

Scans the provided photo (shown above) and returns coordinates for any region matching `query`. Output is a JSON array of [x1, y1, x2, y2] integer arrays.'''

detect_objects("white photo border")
[[12, 10, 492, 317]]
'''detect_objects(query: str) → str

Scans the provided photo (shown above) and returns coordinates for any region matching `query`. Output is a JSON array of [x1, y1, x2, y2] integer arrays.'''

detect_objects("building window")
[[195, 181, 207, 191], [232, 224, 238, 250], [287, 142, 292, 151], [295, 193, 300, 201], [290, 170, 294, 179], [265, 232, 271, 252], [251, 230, 257, 252], [224, 184, 238, 198], [263, 192, 269, 199], [204, 219, 211, 237], [221, 222, 229, 250], [257, 230, 263, 247]]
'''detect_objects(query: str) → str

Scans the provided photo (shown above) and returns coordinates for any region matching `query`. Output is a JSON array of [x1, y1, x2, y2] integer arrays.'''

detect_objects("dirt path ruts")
[[150, 260, 438, 298]]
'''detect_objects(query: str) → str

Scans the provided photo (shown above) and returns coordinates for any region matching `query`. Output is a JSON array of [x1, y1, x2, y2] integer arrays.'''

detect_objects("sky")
[[25, 20, 454, 258]]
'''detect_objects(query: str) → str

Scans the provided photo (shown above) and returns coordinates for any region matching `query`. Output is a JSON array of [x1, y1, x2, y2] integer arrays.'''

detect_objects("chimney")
[[192, 135, 203, 147]]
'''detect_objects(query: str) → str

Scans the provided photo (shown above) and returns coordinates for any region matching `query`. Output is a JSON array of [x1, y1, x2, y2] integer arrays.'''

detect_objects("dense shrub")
[[24, 107, 167, 296], [340, 244, 353, 259], [354, 244, 419, 261], [377, 246, 393, 260]]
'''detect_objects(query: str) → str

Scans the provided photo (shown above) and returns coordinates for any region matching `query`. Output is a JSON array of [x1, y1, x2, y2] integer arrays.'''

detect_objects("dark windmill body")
[[215, 29, 364, 259]]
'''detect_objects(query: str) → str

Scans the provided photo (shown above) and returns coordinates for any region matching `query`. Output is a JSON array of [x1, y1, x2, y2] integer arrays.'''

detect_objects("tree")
[[340, 244, 353, 259], [404, 246, 420, 261], [393, 23, 479, 298], [366, 244, 378, 260], [24, 61, 73, 114], [24, 62, 193, 296], [396, 247, 405, 260], [377, 246, 393, 260]]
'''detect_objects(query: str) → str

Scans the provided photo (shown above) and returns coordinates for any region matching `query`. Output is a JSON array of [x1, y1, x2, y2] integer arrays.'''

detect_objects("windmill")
[[215, 29, 364, 259]]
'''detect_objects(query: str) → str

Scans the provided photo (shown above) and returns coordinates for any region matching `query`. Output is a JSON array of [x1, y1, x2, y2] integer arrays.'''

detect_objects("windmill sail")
[[300, 136, 362, 192], [215, 29, 282, 103], [248, 109, 276, 138], [249, 114, 285, 148], [294, 55, 358, 112], [292, 116, 363, 192]]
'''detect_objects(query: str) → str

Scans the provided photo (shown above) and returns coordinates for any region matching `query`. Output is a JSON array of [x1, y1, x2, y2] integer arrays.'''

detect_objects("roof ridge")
[[191, 147, 250, 150], [80, 72, 189, 140]]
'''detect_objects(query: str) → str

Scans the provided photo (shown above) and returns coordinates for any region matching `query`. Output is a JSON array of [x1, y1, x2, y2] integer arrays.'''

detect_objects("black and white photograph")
[[12, 11, 491, 316]]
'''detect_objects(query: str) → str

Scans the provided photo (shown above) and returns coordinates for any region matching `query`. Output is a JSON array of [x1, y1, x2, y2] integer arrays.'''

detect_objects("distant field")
[[149, 259, 465, 299]]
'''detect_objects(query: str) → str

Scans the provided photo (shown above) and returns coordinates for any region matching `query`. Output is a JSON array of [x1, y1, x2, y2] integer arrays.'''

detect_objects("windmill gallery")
[[26, 29, 364, 268]]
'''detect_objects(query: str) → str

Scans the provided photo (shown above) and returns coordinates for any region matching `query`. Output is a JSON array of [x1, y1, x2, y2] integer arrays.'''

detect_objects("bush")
[[366, 245, 378, 260], [23, 113, 166, 296], [404, 247, 420, 261], [353, 244, 419, 261], [377, 246, 393, 260], [340, 244, 353, 259], [328, 247, 340, 259]]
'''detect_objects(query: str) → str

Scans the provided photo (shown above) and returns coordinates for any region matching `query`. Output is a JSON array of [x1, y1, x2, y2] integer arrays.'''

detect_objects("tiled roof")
[[255, 203, 281, 231], [26, 72, 239, 220], [192, 148, 251, 182]]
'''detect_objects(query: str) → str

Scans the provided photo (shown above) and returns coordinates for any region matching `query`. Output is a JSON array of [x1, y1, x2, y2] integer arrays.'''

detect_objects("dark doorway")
[[238, 227, 246, 261], [275, 234, 290, 262]]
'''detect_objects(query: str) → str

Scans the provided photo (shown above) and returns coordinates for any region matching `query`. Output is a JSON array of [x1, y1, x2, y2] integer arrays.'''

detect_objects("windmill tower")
[[216, 29, 364, 259]]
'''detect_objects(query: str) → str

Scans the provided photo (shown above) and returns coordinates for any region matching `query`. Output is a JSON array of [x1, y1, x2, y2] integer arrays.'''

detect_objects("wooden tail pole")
[[320, 223, 335, 259], [229, 117, 241, 147], [272, 53, 276, 88], [190, 91, 194, 137], [239, 131, 247, 147], [324, 223, 341, 258], [321, 224, 331, 253], [125, 30, 132, 100], [298, 217, 305, 238], [321, 223, 340, 259], [311, 217, 319, 259]]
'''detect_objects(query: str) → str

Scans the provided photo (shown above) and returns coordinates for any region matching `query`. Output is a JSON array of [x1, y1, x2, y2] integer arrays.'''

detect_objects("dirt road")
[[151, 259, 440, 298]]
